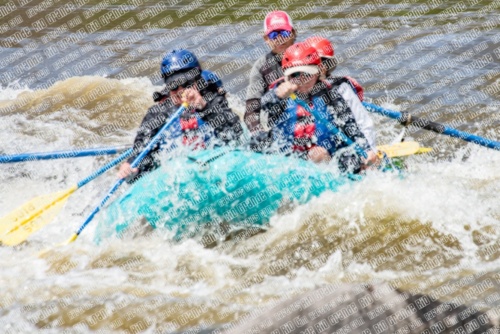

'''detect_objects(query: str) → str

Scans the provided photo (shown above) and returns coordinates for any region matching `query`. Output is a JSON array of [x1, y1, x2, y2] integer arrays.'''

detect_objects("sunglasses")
[[167, 77, 196, 91], [289, 72, 309, 79], [268, 30, 292, 40]]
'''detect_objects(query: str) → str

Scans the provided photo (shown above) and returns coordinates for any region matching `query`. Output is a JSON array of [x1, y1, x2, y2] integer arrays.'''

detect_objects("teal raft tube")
[[94, 148, 357, 242]]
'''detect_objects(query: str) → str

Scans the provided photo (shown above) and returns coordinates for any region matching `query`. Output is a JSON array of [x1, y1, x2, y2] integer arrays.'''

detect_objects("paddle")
[[0, 146, 131, 163], [55, 102, 189, 246], [289, 95, 433, 169], [363, 102, 500, 151], [0, 148, 133, 246], [377, 141, 432, 158]]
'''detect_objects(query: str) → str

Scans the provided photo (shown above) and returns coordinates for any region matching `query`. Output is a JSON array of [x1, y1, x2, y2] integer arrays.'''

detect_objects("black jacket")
[[127, 83, 243, 175]]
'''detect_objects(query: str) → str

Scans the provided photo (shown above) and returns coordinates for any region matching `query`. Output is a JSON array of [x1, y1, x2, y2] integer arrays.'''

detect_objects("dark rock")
[[221, 283, 497, 334]]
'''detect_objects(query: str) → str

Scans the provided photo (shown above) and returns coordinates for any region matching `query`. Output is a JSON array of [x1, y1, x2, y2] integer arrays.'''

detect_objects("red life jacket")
[[180, 113, 205, 149], [292, 103, 317, 152], [158, 95, 206, 149]]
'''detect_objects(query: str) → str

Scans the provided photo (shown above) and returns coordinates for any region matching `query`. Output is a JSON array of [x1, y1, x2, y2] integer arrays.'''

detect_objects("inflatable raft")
[[94, 148, 355, 242]]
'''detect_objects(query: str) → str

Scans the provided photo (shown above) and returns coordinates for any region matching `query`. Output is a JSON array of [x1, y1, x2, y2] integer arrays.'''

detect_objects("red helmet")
[[304, 36, 334, 59], [282, 42, 321, 70]]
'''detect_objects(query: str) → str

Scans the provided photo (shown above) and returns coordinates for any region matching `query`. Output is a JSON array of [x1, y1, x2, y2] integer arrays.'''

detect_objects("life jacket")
[[180, 111, 207, 149], [260, 52, 284, 94], [152, 105, 208, 151], [292, 103, 316, 152], [272, 78, 360, 157], [269, 76, 363, 155], [274, 91, 338, 157]]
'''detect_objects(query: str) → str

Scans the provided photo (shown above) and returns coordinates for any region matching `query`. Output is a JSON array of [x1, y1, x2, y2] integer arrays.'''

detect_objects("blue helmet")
[[160, 49, 200, 77], [201, 70, 223, 88]]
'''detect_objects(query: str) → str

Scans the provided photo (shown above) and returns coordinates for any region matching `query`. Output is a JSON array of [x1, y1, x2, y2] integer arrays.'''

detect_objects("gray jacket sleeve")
[[244, 56, 268, 133], [246, 56, 267, 101]]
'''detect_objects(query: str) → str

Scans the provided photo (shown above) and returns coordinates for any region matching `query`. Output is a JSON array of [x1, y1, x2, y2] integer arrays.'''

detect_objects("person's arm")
[[337, 82, 376, 151], [118, 105, 168, 179], [245, 98, 262, 132], [332, 91, 378, 168], [246, 88, 284, 152], [260, 86, 288, 128], [126, 105, 165, 163], [244, 58, 267, 133], [344, 76, 364, 101], [261, 79, 301, 127]]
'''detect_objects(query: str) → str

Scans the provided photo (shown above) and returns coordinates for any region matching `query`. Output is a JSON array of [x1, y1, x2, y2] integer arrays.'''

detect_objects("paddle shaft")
[[290, 94, 368, 158], [363, 102, 500, 151], [77, 148, 133, 188], [71, 103, 188, 239], [0, 148, 134, 245], [0, 146, 131, 164]]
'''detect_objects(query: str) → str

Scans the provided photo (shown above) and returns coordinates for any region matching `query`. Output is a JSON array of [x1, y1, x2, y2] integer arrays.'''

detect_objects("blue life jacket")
[[274, 95, 344, 156]]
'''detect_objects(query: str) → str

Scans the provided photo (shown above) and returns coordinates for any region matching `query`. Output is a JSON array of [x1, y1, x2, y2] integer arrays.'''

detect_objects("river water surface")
[[1, 0, 500, 332]]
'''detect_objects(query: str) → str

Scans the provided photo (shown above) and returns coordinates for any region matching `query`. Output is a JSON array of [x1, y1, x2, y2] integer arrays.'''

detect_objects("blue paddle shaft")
[[291, 95, 368, 158], [363, 102, 500, 151], [74, 104, 187, 237], [76, 179, 125, 235], [0, 146, 131, 164], [77, 149, 133, 188]]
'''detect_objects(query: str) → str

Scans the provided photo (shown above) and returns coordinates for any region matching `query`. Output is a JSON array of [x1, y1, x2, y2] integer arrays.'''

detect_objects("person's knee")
[[307, 146, 331, 163]]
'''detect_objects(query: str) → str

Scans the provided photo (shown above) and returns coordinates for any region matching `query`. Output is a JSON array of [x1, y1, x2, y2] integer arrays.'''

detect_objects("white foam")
[[0, 80, 32, 100]]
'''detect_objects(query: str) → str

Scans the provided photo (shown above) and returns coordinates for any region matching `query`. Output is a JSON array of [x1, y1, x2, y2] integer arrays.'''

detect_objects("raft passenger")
[[117, 49, 243, 181], [245, 10, 296, 136], [304, 36, 375, 150], [260, 42, 379, 173]]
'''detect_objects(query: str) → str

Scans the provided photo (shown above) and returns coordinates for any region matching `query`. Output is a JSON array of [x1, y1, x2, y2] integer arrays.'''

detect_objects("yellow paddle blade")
[[377, 141, 421, 158], [62, 232, 78, 245], [38, 233, 78, 257], [416, 147, 433, 154], [0, 186, 77, 246]]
